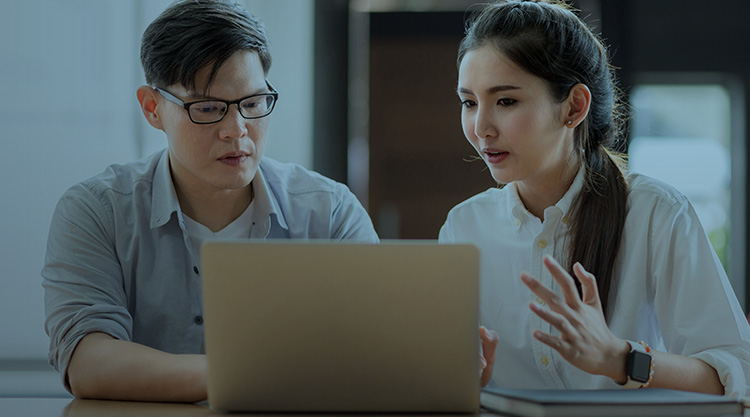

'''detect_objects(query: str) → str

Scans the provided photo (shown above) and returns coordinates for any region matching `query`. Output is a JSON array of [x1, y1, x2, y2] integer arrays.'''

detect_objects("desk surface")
[[1, 397, 494, 417]]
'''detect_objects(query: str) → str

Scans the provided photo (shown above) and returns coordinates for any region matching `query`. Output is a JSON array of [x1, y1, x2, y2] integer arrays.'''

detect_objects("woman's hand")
[[521, 255, 629, 381], [479, 325, 499, 386]]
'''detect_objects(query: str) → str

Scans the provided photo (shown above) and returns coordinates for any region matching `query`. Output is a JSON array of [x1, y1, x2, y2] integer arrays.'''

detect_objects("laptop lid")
[[201, 240, 480, 413]]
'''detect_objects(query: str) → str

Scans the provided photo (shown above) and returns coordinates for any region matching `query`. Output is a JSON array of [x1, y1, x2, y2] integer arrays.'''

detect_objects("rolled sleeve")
[[42, 183, 133, 389], [650, 196, 750, 398], [692, 348, 750, 399]]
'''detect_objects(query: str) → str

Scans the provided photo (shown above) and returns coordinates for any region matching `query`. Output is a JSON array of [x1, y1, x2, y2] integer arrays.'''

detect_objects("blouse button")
[[562, 216, 570, 225], [536, 297, 546, 306], [538, 239, 548, 249], [540, 356, 549, 366]]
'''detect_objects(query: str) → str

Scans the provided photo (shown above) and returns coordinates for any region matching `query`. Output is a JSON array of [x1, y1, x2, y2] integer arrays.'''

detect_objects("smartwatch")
[[620, 340, 653, 389]]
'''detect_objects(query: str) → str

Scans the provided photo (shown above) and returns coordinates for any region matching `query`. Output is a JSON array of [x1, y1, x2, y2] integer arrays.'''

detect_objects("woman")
[[441, 0, 750, 397]]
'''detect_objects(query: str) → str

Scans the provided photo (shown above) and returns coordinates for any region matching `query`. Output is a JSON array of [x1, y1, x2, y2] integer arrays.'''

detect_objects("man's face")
[[157, 50, 271, 196]]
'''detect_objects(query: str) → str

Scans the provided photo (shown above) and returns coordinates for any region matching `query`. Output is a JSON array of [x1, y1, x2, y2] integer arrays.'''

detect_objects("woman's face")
[[457, 44, 575, 189]]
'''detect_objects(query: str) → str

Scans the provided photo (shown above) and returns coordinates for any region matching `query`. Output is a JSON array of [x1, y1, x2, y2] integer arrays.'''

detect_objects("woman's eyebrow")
[[458, 85, 521, 95]]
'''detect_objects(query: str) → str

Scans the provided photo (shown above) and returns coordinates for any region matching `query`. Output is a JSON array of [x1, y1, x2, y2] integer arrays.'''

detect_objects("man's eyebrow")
[[187, 92, 218, 100], [457, 85, 522, 95], [184, 86, 270, 101]]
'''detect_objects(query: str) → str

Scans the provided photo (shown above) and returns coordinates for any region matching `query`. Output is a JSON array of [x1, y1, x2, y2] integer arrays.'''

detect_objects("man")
[[43, 0, 378, 402]]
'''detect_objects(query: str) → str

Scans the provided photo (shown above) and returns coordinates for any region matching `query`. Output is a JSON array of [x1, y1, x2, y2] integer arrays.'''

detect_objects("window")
[[629, 78, 745, 308]]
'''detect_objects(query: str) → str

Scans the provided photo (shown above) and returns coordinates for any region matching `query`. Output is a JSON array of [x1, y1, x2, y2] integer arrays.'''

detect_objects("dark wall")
[[313, 0, 350, 184], [368, 12, 496, 239]]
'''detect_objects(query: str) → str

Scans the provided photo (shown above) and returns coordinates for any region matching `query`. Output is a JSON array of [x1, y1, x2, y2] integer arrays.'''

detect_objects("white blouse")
[[439, 169, 750, 398]]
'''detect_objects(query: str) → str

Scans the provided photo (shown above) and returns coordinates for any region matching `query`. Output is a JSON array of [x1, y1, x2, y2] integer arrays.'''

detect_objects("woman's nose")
[[473, 106, 498, 138]]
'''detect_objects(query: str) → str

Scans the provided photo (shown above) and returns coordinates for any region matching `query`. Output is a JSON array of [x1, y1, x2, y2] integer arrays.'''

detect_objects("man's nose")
[[218, 104, 248, 140]]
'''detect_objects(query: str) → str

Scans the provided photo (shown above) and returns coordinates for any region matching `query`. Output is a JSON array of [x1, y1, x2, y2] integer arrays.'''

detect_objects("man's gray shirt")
[[42, 149, 378, 388]]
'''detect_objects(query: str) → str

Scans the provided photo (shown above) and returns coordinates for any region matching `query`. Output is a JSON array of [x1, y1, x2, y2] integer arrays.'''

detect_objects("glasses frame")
[[154, 81, 279, 125]]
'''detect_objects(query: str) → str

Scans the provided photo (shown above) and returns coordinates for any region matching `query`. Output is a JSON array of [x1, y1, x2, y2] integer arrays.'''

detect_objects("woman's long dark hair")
[[458, 0, 628, 317]]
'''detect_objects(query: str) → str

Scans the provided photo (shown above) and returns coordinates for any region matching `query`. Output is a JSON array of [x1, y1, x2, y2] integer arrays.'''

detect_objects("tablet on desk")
[[201, 240, 481, 413]]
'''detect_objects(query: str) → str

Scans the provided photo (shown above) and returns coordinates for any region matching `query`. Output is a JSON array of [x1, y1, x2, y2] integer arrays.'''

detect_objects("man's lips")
[[218, 152, 251, 160], [218, 152, 251, 166]]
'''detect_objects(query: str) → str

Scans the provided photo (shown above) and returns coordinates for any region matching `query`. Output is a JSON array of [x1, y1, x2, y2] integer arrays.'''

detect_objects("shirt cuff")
[[691, 348, 749, 398]]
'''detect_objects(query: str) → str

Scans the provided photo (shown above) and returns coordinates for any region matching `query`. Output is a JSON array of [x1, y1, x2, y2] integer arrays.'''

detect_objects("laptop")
[[201, 240, 480, 413]]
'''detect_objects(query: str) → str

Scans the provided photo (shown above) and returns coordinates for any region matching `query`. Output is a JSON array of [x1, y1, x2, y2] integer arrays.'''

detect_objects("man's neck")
[[175, 181, 254, 233]]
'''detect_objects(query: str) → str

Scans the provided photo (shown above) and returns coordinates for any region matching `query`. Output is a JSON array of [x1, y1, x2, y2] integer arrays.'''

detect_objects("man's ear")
[[562, 83, 591, 128], [136, 86, 164, 130]]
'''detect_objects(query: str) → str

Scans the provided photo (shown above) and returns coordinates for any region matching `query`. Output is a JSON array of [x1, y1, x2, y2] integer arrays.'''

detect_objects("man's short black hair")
[[140, 0, 271, 92]]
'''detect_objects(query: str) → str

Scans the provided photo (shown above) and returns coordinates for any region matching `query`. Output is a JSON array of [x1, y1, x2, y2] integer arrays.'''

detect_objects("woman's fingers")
[[573, 262, 602, 308], [542, 255, 581, 306], [479, 326, 499, 387], [521, 272, 561, 308], [530, 302, 576, 338]]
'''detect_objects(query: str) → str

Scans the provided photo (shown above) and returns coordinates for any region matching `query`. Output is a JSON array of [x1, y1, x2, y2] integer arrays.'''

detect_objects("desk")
[[0, 397, 493, 417]]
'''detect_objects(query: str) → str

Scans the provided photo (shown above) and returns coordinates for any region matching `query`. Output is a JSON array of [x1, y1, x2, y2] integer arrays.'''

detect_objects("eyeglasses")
[[154, 81, 279, 124]]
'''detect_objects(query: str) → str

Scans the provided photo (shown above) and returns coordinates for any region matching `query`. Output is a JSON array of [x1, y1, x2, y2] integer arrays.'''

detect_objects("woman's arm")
[[68, 332, 207, 402], [523, 255, 724, 395], [641, 350, 722, 394]]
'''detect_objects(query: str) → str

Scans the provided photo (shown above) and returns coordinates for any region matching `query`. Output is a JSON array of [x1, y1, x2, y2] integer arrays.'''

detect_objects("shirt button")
[[538, 239, 548, 249], [194, 315, 203, 325], [513, 219, 521, 226], [541, 356, 549, 366], [193, 266, 199, 275]]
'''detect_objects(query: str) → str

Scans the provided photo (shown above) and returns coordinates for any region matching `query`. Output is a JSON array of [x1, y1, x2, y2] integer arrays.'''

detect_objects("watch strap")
[[620, 340, 654, 389]]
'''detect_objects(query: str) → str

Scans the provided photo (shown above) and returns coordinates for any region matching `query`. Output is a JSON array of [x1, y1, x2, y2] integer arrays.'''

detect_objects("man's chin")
[[210, 173, 256, 191]]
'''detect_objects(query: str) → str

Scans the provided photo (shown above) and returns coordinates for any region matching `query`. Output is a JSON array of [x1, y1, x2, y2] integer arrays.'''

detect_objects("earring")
[[566, 120, 573, 126]]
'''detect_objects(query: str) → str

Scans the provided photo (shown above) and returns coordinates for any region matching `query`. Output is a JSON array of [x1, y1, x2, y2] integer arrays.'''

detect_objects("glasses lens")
[[239, 94, 276, 118], [189, 101, 228, 123]]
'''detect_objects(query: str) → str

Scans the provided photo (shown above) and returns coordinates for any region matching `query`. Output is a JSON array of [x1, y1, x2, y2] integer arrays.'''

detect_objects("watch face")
[[628, 350, 652, 383]]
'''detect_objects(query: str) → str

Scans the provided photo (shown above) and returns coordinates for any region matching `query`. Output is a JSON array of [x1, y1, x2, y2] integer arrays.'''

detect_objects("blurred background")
[[1, 0, 748, 396]]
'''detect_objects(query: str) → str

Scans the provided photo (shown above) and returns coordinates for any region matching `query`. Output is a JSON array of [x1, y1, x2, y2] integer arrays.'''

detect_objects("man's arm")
[[68, 332, 207, 402]]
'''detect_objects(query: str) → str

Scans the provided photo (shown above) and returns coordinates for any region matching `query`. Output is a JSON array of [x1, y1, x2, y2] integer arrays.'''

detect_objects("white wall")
[[0, 0, 142, 361], [245, 0, 315, 169], [0, 0, 314, 375]]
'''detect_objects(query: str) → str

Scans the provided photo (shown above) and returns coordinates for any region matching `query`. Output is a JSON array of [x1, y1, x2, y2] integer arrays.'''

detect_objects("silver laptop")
[[201, 240, 480, 413]]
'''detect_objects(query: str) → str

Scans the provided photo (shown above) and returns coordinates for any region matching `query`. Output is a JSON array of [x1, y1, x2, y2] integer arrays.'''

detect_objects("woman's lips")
[[484, 151, 508, 164]]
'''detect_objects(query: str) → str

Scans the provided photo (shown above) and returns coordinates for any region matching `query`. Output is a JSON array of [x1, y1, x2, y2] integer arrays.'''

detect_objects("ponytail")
[[569, 145, 628, 316]]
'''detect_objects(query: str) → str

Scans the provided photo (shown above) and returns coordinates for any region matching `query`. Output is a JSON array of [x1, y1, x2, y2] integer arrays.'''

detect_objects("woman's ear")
[[562, 83, 591, 128], [136, 86, 165, 130]]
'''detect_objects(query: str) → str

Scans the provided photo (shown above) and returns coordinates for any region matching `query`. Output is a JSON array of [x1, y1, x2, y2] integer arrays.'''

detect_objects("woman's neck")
[[515, 161, 580, 221]]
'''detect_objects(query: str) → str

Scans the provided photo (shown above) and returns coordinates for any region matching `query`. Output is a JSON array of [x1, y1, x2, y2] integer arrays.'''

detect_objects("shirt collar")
[[150, 150, 181, 229], [149, 151, 290, 233], [251, 162, 289, 234], [507, 183, 530, 225], [555, 164, 585, 220], [507, 165, 585, 226]]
